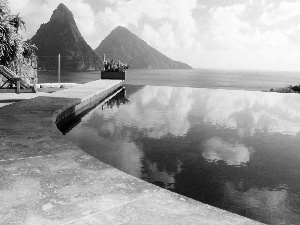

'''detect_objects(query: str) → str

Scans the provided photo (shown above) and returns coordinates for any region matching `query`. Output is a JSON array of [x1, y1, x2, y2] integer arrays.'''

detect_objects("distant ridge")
[[95, 26, 192, 69], [31, 3, 101, 70]]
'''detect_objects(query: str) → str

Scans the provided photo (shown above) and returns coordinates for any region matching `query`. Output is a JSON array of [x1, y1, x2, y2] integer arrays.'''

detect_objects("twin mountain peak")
[[30, 3, 192, 70]]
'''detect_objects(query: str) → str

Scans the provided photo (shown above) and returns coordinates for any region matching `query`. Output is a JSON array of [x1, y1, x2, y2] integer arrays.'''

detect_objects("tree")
[[0, 0, 35, 71]]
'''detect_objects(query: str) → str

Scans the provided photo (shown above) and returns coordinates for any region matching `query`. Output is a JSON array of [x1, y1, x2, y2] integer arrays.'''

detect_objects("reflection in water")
[[225, 182, 300, 224], [102, 89, 130, 110], [98, 85, 193, 139], [63, 85, 300, 224], [57, 87, 129, 135], [203, 137, 252, 166], [142, 160, 182, 189]]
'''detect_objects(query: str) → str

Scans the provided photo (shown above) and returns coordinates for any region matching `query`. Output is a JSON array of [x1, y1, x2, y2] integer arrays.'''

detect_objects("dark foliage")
[[0, 1, 36, 69], [269, 85, 300, 93], [103, 58, 130, 72]]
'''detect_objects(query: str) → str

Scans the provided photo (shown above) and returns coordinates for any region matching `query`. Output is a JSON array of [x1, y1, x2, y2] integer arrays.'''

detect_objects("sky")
[[8, 0, 300, 71]]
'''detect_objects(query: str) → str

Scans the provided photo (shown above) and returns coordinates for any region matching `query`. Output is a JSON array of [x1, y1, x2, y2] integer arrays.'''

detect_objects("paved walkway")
[[0, 80, 262, 224], [0, 83, 78, 108]]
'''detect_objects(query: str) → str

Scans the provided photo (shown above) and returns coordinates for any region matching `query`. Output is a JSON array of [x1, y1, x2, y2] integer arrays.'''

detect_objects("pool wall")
[[54, 81, 122, 126], [0, 79, 262, 224]]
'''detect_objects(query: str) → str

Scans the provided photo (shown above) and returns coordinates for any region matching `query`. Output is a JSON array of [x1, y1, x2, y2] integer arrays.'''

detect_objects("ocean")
[[37, 68, 300, 91]]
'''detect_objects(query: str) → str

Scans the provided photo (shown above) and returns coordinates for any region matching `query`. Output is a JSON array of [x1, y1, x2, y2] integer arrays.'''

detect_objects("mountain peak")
[[30, 3, 101, 70], [110, 26, 132, 37], [57, 3, 68, 8], [95, 26, 192, 69], [114, 26, 129, 32], [51, 3, 74, 22]]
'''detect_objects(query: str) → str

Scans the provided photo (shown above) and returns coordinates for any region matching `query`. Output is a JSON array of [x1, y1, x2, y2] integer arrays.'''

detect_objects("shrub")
[[0, 0, 36, 71], [103, 58, 130, 72], [268, 85, 300, 93]]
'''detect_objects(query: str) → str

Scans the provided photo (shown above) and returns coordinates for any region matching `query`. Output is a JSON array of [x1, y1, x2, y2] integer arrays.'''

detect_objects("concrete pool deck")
[[0, 80, 262, 224]]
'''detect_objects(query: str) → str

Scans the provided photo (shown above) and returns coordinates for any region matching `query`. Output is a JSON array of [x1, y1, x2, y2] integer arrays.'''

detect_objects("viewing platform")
[[0, 79, 262, 224]]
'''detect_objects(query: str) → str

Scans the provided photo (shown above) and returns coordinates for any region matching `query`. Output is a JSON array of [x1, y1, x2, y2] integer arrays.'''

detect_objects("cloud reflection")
[[225, 182, 299, 224], [68, 127, 143, 178], [202, 137, 251, 165], [198, 89, 300, 136], [101, 86, 194, 138], [96, 86, 300, 170], [117, 141, 143, 178], [98, 86, 300, 140]]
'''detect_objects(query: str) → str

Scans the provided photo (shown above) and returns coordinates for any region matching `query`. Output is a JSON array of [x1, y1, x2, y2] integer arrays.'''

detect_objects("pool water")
[[62, 85, 300, 224]]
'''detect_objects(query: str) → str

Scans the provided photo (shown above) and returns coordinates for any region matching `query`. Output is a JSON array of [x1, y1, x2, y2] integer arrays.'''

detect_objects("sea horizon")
[[37, 68, 300, 92], [193, 67, 300, 74]]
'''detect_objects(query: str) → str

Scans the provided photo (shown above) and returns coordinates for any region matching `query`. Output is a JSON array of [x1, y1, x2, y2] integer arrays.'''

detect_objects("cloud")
[[10, 0, 200, 62], [97, 0, 200, 57], [198, 1, 300, 71], [10, 0, 300, 70], [142, 23, 177, 50], [208, 4, 248, 49], [261, 1, 300, 25], [9, 0, 99, 45]]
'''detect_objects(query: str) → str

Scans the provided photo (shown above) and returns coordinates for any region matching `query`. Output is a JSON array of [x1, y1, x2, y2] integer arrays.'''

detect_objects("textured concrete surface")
[[0, 80, 263, 224], [0, 92, 50, 108], [38, 83, 77, 89]]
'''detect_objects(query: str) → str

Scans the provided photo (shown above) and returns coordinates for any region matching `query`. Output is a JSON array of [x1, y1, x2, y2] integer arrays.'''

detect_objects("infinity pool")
[[61, 85, 300, 224]]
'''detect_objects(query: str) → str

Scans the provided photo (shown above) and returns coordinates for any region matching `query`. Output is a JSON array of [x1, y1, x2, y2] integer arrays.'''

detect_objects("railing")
[[38, 54, 102, 82]]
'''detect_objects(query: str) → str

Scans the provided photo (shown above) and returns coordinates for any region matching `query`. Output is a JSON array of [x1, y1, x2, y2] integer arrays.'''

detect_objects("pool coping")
[[0, 79, 263, 224]]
